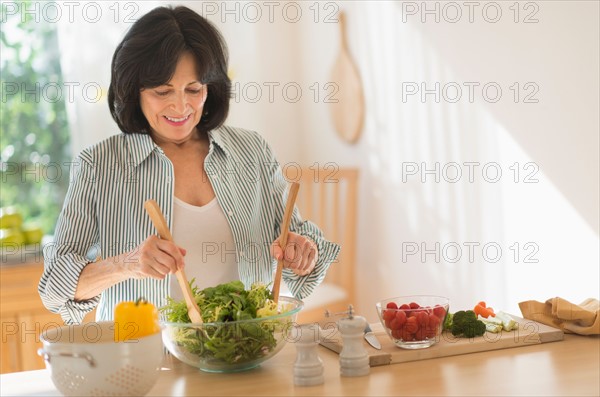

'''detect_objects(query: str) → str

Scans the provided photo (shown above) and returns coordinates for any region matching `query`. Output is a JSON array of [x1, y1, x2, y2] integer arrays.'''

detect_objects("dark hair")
[[108, 6, 231, 134]]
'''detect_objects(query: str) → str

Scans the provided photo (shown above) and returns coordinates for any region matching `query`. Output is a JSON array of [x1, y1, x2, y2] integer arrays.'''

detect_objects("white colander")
[[38, 321, 163, 397]]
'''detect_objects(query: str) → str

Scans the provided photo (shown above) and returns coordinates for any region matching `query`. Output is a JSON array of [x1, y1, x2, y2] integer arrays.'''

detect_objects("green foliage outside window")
[[1, 1, 71, 235]]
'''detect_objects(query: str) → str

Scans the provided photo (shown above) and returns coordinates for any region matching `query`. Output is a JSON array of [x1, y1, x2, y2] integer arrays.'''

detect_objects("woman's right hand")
[[119, 235, 186, 280]]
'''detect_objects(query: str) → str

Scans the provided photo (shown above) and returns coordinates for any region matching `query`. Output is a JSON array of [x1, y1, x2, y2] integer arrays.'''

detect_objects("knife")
[[364, 324, 381, 350]]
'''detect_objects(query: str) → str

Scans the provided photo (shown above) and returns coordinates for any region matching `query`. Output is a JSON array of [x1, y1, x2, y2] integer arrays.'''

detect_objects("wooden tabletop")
[[1, 333, 598, 396]]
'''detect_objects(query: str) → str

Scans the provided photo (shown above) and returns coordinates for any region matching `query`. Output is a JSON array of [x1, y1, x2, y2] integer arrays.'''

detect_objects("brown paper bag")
[[519, 297, 600, 335]]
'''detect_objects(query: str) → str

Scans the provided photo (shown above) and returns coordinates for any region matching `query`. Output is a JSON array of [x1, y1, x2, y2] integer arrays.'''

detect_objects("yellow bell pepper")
[[114, 297, 160, 342]]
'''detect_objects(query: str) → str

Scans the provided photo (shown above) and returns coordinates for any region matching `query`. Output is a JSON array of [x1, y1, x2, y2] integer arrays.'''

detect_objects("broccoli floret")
[[451, 310, 486, 338], [462, 320, 486, 338]]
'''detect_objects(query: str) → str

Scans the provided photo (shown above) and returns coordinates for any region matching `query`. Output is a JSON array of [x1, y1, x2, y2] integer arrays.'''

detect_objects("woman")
[[39, 6, 339, 324]]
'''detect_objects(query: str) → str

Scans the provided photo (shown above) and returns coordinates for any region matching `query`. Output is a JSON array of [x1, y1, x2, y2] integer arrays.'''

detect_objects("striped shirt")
[[39, 126, 340, 324]]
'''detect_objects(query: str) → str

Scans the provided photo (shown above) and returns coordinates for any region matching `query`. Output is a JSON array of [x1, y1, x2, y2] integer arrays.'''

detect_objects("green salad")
[[161, 281, 293, 365]]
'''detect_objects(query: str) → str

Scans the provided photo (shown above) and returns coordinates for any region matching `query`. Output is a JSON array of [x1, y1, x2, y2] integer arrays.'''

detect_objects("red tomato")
[[424, 327, 438, 339], [389, 318, 399, 331], [399, 304, 410, 310], [384, 317, 393, 329], [413, 308, 426, 316], [399, 329, 414, 341], [414, 327, 427, 341], [405, 317, 418, 333], [409, 302, 420, 310], [433, 305, 446, 319], [386, 302, 398, 310], [383, 309, 395, 321], [416, 311, 429, 327], [395, 310, 407, 326], [428, 313, 441, 329], [391, 329, 403, 339]]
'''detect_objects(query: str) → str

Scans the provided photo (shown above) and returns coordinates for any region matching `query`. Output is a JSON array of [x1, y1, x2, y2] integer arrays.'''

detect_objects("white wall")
[[293, 1, 599, 321], [203, 3, 303, 163]]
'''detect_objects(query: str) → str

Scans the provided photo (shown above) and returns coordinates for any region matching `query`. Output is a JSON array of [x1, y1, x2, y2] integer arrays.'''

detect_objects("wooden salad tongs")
[[144, 199, 203, 324], [272, 182, 300, 303]]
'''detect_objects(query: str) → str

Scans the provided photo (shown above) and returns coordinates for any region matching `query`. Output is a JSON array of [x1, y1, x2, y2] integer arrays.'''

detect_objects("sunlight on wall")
[[497, 126, 600, 311], [345, 1, 600, 318]]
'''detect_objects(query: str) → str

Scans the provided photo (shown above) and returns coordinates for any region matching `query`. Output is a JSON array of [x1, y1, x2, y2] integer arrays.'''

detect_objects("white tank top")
[[169, 196, 239, 301]]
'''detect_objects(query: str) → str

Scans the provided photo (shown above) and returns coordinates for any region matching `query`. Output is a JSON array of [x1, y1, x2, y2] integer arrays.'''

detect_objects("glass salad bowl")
[[161, 296, 304, 373]]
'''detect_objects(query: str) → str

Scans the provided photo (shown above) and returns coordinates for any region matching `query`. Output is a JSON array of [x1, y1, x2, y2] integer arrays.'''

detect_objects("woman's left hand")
[[271, 232, 318, 276]]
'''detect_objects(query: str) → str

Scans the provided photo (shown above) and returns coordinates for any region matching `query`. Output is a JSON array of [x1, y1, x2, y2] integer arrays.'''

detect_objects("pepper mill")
[[293, 323, 324, 386], [333, 305, 370, 377]]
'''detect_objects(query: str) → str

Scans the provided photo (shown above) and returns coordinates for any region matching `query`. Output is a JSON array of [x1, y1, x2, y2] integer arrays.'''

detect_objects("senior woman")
[[39, 6, 339, 324]]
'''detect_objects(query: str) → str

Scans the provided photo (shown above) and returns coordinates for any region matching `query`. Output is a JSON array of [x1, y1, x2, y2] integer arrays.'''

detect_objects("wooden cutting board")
[[319, 316, 564, 367]]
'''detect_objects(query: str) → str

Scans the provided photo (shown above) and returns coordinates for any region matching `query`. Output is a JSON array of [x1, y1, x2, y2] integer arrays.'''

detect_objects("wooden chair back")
[[283, 165, 358, 323]]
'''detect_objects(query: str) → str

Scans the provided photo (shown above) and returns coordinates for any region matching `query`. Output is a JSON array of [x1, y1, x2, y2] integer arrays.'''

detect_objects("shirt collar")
[[126, 133, 161, 167], [126, 128, 231, 167], [207, 127, 231, 157]]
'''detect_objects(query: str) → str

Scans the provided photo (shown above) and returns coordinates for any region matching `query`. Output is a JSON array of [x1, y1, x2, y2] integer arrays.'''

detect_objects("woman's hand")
[[119, 235, 186, 280], [74, 235, 186, 301], [271, 232, 318, 276]]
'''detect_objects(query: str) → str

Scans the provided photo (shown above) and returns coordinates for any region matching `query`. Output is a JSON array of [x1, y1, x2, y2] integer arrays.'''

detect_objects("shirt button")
[[240, 251, 245, 257], [228, 210, 233, 217]]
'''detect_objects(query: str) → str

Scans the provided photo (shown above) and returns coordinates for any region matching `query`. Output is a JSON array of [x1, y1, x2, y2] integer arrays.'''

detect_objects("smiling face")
[[139, 52, 207, 144]]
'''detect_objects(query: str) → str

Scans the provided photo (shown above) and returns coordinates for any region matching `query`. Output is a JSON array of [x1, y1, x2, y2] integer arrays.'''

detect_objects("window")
[[1, 1, 71, 239]]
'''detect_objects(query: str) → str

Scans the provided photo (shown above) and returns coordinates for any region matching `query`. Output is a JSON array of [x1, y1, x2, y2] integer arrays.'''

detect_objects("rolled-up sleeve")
[[265, 144, 341, 300], [38, 154, 100, 324], [284, 217, 341, 300]]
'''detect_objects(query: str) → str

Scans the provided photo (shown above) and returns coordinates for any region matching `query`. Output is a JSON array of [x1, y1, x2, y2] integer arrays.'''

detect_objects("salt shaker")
[[337, 308, 369, 377], [293, 323, 324, 386]]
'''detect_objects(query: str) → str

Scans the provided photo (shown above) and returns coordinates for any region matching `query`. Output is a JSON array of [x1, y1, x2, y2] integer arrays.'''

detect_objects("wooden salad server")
[[272, 182, 300, 303], [144, 199, 203, 324]]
